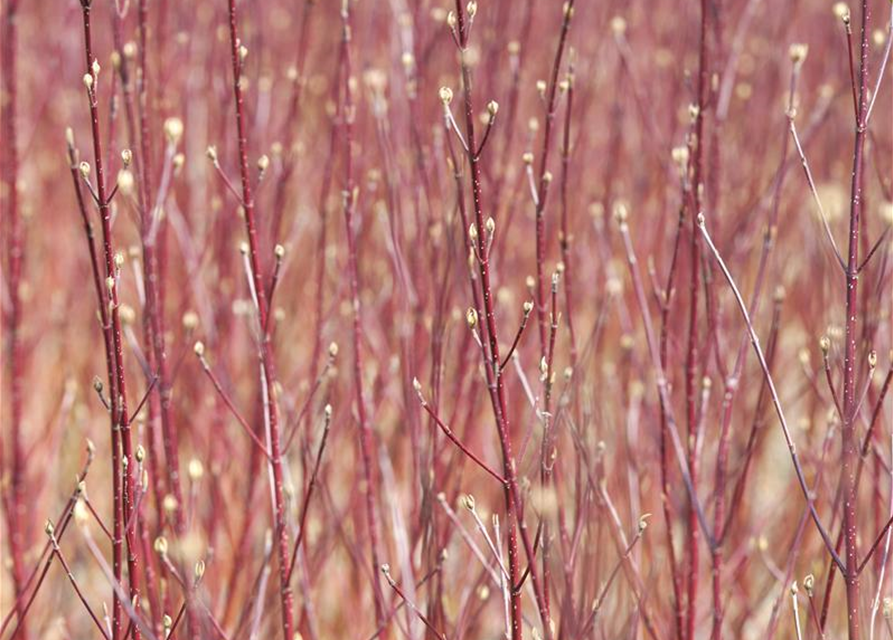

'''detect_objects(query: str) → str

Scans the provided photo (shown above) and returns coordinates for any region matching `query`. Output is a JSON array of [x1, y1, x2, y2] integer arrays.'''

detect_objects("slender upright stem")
[[532, 0, 575, 356], [224, 0, 295, 636], [337, 3, 388, 631], [79, 3, 144, 638], [710, 51, 801, 640], [685, 3, 711, 637], [1, 2, 29, 637], [841, 3, 872, 638], [450, 3, 553, 638], [558, 63, 577, 366]]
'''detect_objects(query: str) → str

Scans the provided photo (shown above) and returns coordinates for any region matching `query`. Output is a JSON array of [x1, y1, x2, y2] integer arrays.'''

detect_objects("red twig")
[[449, 3, 555, 637], [685, 4, 712, 637], [336, 2, 388, 631], [838, 5, 874, 636], [1, 3, 29, 637], [414, 384, 507, 486], [381, 566, 447, 640], [47, 527, 111, 640], [698, 217, 845, 574], [0, 447, 94, 638], [557, 61, 578, 366], [224, 0, 295, 635], [531, 0, 575, 359], [196, 349, 272, 460], [285, 405, 333, 584], [79, 3, 145, 637]]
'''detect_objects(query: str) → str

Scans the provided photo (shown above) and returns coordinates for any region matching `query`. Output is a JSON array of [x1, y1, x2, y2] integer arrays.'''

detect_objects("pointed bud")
[[188, 458, 204, 480], [789, 43, 809, 65], [466, 307, 478, 329], [164, 117, 184, 144]]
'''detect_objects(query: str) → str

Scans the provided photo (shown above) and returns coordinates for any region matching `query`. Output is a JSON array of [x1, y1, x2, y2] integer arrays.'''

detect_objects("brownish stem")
[[840, 3, 872, 638]]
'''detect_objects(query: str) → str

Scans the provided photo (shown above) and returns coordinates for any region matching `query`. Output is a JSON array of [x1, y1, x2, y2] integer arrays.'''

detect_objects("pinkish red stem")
[[224, 0, 296, 637], [1, 2, 29, 637], [79, 3, 145, 638], [337, 4, 388, 632]]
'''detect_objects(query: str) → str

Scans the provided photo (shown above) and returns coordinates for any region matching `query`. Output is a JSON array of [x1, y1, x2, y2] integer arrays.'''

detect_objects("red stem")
[[337, 6, 388, 631], [685, 4, 711, 638], [532, 0, 575, 358], [451, 3, 554, 638], [1, 3, 29, 637], [710, 50, 800, 640], [80, 4, 144, 638], [658, 202, 686, 640], [0, 450, 93, 639], [558, 62, 577, 366], [224, 0, 295, 636]]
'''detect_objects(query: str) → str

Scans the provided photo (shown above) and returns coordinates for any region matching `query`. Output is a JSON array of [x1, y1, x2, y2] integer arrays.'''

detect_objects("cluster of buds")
[[82, 59, 100, 92]]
